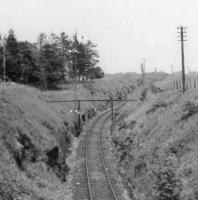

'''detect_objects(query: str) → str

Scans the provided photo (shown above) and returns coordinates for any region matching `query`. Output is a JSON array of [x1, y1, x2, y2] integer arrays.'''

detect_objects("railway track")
[[74, 105, 124, 200]]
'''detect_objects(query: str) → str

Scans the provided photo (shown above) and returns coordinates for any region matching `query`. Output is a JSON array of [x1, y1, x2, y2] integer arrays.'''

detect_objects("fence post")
[[189, 78, 192, 88], [186, 79, 189, 89], [180, 79, 182, 89], [197, 77, 198, 88]]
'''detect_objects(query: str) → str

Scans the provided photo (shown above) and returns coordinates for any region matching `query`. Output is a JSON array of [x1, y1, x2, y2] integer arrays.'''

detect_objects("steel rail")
[[85, 102, 125, 200], [85, 110, 111, 200], [99, 117, 119, 200], [85, 137, 93, 200]]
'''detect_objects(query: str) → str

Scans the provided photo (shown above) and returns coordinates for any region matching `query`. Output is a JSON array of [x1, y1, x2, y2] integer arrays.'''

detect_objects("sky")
[[0, 0, 198, 74]]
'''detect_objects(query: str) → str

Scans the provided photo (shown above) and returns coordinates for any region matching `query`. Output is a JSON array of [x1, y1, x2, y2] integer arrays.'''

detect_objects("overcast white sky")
[[0, 0, 198, 74]]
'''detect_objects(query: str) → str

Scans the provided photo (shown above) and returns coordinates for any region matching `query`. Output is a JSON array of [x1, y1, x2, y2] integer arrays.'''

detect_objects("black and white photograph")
[[0, 0, 198, 199]]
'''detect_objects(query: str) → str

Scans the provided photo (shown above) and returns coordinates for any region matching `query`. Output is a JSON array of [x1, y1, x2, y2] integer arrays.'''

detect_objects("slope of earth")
[[0, 73, 143, 200], [110, 88, 198, 200], [0, 85, 72, 200]]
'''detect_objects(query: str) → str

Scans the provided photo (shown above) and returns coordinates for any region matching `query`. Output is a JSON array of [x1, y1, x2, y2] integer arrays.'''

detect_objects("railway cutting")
[[73, 106, 126, 200]]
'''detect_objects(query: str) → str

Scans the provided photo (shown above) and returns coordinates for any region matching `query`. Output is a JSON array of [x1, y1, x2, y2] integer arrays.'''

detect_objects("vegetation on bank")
[[0, 73, 138, 200], [0, 29, 104, 89], [111, 88, 198, 200]]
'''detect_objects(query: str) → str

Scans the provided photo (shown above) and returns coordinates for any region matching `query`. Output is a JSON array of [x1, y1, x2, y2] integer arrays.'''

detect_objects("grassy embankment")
[[111, 80, 198, 200], [0, 73, 140, 200]]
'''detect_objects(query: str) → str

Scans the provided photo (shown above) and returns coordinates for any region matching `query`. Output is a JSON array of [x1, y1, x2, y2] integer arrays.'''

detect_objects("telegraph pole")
[[140, 63, 145, 85], [142, 58, 146, 85], [177, 26, 187, 93], [3, 36, 6, 83], [73, 32, 80, 135], [110, 96, 114, 122], [77, 100, 81, 135]]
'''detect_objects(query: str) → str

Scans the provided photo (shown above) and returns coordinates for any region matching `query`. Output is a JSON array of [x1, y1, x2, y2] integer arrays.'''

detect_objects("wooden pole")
[[177, 26, 187, 93], [3, 37, 6, 83], [194, 78, 196, 88], [189, 78, 192, 88], [111, 97, 114, 122], [77, 100, 81, 135]]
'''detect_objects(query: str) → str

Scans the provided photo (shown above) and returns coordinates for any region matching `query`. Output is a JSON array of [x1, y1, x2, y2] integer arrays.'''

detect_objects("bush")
[[180, 101, 198, 120], [155, 168, 182, 200], [139, 89, 148, 101], [146, 100, 167, 114]]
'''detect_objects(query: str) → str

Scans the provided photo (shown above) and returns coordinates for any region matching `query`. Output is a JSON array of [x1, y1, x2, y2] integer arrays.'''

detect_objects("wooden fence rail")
[[153, 77, 198, 94]]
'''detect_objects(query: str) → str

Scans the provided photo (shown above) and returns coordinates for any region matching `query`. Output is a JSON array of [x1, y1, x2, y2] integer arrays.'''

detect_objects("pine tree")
[[5, 29, 21, 82]]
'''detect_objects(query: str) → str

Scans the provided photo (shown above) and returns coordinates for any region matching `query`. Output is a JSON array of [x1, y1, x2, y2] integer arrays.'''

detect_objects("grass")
[[0, 73, 141, 200], [110, 87, 198, 200]]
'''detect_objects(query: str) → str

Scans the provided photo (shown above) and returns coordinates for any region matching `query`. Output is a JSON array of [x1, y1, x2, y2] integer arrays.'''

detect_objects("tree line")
[[0, 29, 104, 89]]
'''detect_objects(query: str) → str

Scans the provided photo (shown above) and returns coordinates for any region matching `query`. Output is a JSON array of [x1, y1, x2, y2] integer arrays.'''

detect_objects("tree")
[[18, 41, 36, 83], [0, 35, 3, 80], [93, 66, 104, 79], [52, 32, 71, 80], [37, 32, 70, 88], [70, 34, 100, 81], [36, 33, 48, 89], [43, 42, 65, 88], [5, 29, 23, 82], [83, 40, 99, 80], [0, 29, 103, 88]]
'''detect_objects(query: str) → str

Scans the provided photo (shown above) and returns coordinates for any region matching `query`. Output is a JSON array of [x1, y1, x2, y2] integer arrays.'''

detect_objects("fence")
[[152, 77, 198, 94]]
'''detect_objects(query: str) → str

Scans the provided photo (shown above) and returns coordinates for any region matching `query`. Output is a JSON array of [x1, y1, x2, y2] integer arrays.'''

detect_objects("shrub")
[[155, 168, 182, 200], [146, 100, 167, 114], [180, 101, 198, 120], [139, 89, 148, 101]]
